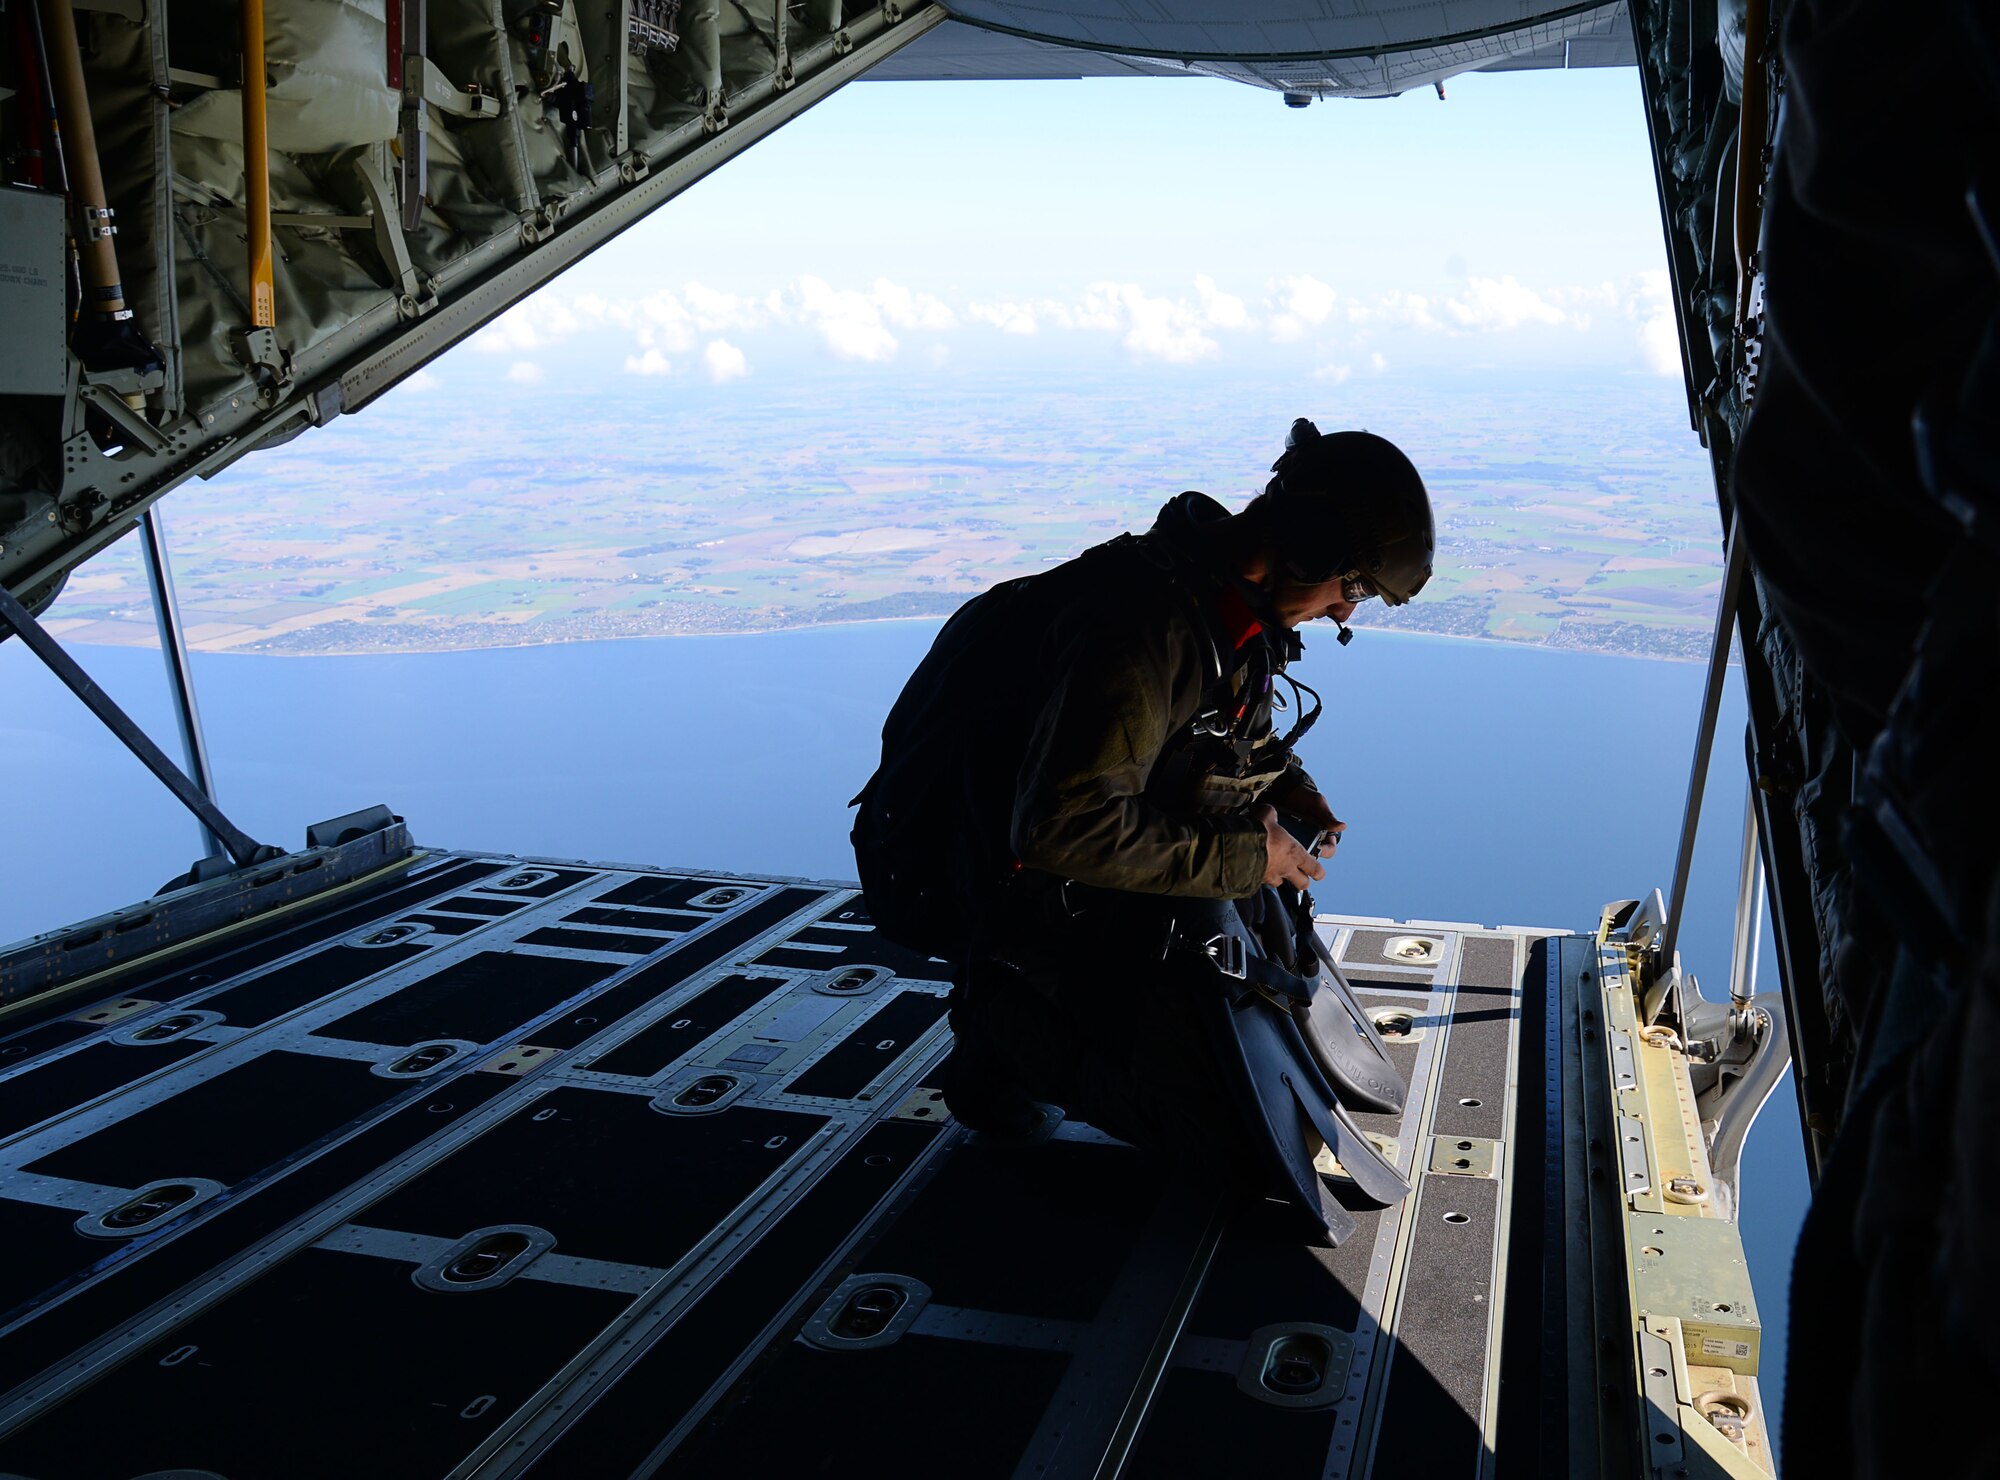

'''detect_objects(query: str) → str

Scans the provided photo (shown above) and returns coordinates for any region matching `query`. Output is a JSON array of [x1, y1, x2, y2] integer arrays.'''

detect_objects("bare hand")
[[1284, 789, 1346, 858], [1256, 803, 1326, 889]]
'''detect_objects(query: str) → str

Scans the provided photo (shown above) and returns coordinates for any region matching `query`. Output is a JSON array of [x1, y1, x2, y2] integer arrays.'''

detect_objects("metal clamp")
[[490, 868, 560, 892], [412, 1224, 555, 1293], [649, 1070, 753, 1116], [1236, 1323, 1353, 1409], [112, 1009, 224, 1046], [800, 1274, 930, 1351], [1382, 934, 1442, 966], [688, 884, 755, 909], [372, 1039, 477, 1079], [1204, 934, 1247, 979], [812, 965, 888, 998], [76, 1178, 226, 1239]]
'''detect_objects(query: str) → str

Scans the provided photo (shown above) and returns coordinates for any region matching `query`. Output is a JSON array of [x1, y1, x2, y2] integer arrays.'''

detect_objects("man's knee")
[[960, 963, 1240, 1156]]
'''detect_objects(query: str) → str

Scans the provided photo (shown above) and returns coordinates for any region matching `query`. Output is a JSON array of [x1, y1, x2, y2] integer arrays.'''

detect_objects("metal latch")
[[123, 1011, 217, 1043], [674, 1074, 736, 1108], [801, 1274, 931, 1351], [372, 1039, 475, 1079], [1205, 935, 1247, 979], [76, 1177, 225, 1239], [413, 1223, 555, 1292], [650, 1068, 751, 1115], [1236, 1323, 1353, 1409]]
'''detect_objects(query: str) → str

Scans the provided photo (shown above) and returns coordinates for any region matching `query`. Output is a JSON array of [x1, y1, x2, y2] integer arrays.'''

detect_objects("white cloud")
[[821, 319, 899, 362], [506, 360, 544, 383], [1439, 275, 1570, 331], [1062, 293, 1122, 332], [969, 279, 1259, 362], [683, 282, 777, 333], [703, 338, 750, 382], [402, 369, 439, 393], [452, 272, 1678, 377], [774, 276, 960, 362], [1285, 275, 1339, 325], [1337, 276, 1608, 337], [1631, 269, 1683, 376], [794, 276, 902, 362], [1194, 275, 1251, 329], [1070, 283, 1217, 363], [1351, 290, 1441, 331], [1369, 352, 1388, 373], [631, 294, 697, 354], [1314, 362, 1353, 383], [969, 300, 1042, 335], [475, 296, 580, 353], [1548, 280, 1620, 330], [469, 276, 958, 370], [1113, 285, 1217, 363], [1269, 274, 1338, 341], [870, 278, 957, 331], [571, 289, 698, 353]]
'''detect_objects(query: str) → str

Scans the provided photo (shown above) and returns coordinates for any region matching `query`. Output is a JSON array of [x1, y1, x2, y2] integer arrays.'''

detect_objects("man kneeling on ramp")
[[851, 418, 1434, 1243]]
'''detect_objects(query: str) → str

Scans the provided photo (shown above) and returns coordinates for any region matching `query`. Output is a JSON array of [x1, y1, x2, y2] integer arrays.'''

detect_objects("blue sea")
[[0, 621, 1808, 1437]]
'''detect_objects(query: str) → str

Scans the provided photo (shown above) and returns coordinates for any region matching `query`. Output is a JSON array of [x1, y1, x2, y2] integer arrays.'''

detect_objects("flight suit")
[[857, 491, 1324, 1186]]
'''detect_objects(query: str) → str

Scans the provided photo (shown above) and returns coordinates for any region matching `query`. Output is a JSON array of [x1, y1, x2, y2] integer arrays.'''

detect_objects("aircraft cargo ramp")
[[0, 830, 1773, 1478]]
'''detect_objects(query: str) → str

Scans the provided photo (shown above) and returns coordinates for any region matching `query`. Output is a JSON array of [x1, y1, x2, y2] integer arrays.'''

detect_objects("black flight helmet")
[[1268, 418, 1434, 606]]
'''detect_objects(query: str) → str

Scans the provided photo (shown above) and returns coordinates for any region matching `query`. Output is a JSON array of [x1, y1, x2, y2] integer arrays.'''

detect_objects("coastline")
[[60, 612, 1724, 666]]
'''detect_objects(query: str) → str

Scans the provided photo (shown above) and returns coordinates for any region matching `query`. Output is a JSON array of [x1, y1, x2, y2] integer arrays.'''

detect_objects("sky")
[[410, 65, 1684, 398]]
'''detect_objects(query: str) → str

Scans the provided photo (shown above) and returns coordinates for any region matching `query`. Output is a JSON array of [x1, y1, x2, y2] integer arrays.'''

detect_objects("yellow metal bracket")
[[1593, 905, 1775, 1477]]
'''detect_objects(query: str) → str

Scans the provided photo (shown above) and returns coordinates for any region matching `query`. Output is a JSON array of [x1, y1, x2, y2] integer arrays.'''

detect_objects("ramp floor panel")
[[0, 1039, 207, 1142], [1370, 1177, 1505, 1475], [0, 1200, 119, 1325], [21, 1049, 404, 1188], [667, 1334, 1072, 1479], [517, 926, 673, 955], [476, 867, 601, 898], [1127, 1366, 1342, 1479], [195, 941, 430, 1027], [518, 1116, 948, 1479], [0, 1022, 94, 1070], [0, 858, 503, 1056], [593, 875, 740, 911], [781, 991, 952, 1101], [0, 855, 1561, 1480], [402, 912, 485, 935], [357, 1090, 829, 1267], [562, 905, 710, 932], [0, 1072, 517, 1399], [0, 1248, 632, 1480], [856, 1139, 1165, 1324], [753, 918, 947, 981], [579, 974, 790, 1077], [312, 951, 618, 1047]]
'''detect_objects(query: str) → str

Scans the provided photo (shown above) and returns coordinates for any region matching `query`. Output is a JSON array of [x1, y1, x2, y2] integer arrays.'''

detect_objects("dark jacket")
[[856, 492, 1316, 955]]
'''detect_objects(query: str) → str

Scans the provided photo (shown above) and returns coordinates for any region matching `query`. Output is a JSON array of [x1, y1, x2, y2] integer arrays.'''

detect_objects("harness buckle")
[[1204, 934, 1247, 979]]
